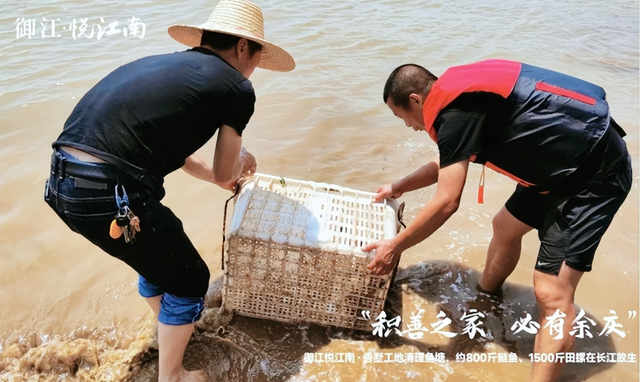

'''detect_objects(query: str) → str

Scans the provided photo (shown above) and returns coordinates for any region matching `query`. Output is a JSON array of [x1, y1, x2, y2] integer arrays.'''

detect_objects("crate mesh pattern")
[[223, 174, 398, 330]]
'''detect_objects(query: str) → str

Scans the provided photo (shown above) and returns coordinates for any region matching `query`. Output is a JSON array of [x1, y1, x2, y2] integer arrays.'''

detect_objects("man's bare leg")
[[146, 296, 208, 382], [158, 322, 208, 382], [478, 206, 533, 293], [146, 295, 162, 317], [531, 263, 583, 382]]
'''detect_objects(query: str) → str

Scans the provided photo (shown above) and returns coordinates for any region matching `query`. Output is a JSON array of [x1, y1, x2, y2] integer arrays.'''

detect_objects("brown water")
[[1, 0, 638, 381]]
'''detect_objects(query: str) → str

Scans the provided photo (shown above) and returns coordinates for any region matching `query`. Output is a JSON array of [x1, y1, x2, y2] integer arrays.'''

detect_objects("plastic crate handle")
[[397, 201, 406, 229], [221, 185, 241, 270]]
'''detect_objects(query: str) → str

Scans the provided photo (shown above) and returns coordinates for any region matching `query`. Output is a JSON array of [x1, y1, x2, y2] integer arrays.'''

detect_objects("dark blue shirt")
[[55, 47, 255, 182]]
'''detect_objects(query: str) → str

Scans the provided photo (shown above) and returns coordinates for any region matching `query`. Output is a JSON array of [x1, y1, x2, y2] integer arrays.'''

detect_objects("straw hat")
[[168, 0, 295, 72]]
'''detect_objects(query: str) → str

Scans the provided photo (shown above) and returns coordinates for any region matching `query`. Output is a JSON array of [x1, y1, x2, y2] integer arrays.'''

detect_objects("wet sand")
[[128, 264, 619, 382]]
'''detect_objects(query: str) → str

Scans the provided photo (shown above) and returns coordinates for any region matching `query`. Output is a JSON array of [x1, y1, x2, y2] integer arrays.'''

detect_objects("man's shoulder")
[[125, 49, 248, 85], [444, 92, 508, 113], [134, 50, 221, 68]]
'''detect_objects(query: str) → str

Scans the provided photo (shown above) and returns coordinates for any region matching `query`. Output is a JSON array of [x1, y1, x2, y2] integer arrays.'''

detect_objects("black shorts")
[[505, 155, 632, 275]]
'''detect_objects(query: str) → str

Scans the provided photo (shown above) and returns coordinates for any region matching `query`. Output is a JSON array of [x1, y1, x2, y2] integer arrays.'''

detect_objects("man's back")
[[56, 48, 255, 178]]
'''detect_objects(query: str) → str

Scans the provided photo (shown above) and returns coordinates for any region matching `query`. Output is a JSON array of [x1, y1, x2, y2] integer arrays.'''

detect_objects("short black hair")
[[383, 64, 438, 109], [200, 30, 262, 57]]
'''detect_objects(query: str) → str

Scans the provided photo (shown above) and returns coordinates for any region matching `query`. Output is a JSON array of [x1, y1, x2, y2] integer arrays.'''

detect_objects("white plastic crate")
[[223, 173, 400, 330]]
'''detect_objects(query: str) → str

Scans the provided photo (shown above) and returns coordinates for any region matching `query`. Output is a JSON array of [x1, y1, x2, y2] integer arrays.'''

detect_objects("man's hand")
[[239, 147, 257, 178], [212, 125, 259, 191], [216, 179, 238, 192], [363, 239, 401, 275], [374, 184, 403, 202], [216, 148, 256, 191]]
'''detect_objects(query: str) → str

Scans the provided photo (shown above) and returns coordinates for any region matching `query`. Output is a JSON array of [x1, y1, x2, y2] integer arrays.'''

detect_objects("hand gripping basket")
[[222, 173, 401, 330]]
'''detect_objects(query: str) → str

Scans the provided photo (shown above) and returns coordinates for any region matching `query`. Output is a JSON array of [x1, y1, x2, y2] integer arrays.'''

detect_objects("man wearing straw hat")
[[44, 1, 294, 381], [366, 59, 631, 381]]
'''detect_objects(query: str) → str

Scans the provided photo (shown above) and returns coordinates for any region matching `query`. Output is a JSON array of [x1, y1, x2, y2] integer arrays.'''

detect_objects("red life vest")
[[422, 60, 528, 200], [422, 59, 522, 142], [420, 59, 613, 202]]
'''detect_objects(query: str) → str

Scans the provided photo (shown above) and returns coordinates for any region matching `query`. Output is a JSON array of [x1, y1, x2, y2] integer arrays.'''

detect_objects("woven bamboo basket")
[[223, 173, 401, 330]]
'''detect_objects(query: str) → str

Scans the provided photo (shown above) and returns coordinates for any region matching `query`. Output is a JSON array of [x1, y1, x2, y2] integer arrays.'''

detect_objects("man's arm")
[[365, 159, 469, 274], [181, 124, 256, 190], [374, 156, 439, 202], [182, 153, 216, 183]]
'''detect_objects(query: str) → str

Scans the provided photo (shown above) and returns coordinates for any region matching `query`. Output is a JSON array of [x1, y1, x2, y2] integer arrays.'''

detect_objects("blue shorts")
[[45, 149, 208, 325], [139, 276, 204, 325]]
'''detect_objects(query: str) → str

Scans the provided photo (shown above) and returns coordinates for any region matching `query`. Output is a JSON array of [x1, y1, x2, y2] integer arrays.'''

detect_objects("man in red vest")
[[364, 59, 631, 381]]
